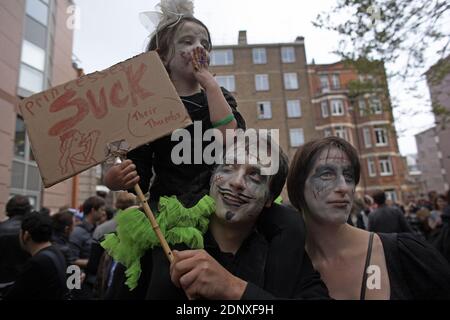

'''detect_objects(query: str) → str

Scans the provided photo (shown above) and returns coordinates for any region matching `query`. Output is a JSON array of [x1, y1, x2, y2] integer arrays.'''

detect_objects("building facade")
[[209, 31, 318, 161], [415, 55, 450, 194], [0, 0, 97, 218]]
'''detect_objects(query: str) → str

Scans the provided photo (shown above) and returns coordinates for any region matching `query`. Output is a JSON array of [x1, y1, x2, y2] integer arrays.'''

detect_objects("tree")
[[314, 0, 450, 127]]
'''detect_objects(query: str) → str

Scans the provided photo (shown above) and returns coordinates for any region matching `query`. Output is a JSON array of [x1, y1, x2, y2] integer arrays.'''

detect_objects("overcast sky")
[[73, 0, 440, 156]]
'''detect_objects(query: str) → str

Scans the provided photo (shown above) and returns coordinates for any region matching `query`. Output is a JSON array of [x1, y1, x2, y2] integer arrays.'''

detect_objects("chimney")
[[295, 36, 304, 43], [238, 30, 247, 45]]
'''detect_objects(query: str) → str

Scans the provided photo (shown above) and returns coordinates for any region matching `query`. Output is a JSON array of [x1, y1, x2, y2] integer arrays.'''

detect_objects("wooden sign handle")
[[133, 183, 174, 263]]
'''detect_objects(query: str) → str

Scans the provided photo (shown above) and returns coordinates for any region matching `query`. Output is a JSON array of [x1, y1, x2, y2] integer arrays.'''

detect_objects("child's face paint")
[[304, 147, 356, 225], [210, 149, 271, 225], [167, 21, 210, 78]]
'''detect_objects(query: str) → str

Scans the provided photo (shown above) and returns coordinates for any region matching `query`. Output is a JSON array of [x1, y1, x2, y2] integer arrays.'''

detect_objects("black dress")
[[127, 87, 246, 208], [378, 232, 450, 299]]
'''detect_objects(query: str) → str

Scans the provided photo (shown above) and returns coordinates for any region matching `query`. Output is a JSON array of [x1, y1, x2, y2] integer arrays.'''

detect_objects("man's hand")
[[103, 159, 139, 191], [170, 250, 247, 300]]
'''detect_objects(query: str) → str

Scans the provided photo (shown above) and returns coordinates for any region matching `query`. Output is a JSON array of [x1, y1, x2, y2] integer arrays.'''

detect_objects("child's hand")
[[104, 159, 140, 191], [190, 47, 217, 91]]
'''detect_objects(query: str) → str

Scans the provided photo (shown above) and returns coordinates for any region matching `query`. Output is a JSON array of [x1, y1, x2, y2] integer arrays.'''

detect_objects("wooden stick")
[[133, 184, 174, 263]]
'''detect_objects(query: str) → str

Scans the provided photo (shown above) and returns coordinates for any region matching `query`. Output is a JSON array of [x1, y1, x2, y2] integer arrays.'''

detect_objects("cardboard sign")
[[19, 51, 192, 187]]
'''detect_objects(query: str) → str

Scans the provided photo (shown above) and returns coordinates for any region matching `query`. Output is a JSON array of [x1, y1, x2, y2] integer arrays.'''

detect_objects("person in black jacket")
[[287, 136, 450, 300], [368, 190, 413, 233], [0, 195, 32, 296], [4, 213, 67, 300]]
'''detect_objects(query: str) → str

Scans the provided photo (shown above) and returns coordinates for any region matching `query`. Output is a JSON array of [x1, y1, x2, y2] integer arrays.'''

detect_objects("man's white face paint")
[[210, 147, 271, 225], [304, 147, 356, 225], [167, 21, 210, 79]]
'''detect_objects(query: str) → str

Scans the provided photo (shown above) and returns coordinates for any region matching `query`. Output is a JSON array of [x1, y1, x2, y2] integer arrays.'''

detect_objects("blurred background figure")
[[3, 213, 67, 300], [368, 190, 413, 234], [69, 196, 105, 299], [0, 195, 32, 297], [88, 191, 136, 299]]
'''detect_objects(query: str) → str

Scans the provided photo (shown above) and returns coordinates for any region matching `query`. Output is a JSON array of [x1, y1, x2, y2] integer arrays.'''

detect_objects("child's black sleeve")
[[127, 143, 154, 195]]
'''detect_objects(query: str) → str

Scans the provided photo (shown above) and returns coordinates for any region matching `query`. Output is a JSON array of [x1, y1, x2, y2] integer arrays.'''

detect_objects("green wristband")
[[212, 114, 235, 128]]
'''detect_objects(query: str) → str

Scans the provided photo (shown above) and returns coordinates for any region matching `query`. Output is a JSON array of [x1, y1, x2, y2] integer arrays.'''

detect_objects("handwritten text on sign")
[[19, 51, 191, 187]]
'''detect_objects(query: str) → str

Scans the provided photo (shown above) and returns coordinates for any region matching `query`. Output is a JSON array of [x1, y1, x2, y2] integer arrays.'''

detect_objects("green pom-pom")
[[100, 195, 215, 290]]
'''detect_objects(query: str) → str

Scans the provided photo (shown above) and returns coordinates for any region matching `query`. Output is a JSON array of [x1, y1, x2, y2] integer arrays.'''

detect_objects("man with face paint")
[[166, 137, 329, 300], [288, 137, 450, 300]]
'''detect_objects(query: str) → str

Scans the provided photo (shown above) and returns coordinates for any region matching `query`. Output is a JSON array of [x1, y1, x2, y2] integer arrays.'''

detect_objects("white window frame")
[[331, 74, 340, 89], [284, 73, 299, 90], [252, 48, 267, 64], [374, 127, 388, 146], [290, 128, 304, 147], [320, 75, 329, 89], [334, 126, 348, 141], [287, 100, 302, 118], [370, 97, 383, 114], [281, 46, 295, 63], [215, 75, 236, 92], [210, 49, 234, 66], [255, 74, 269, 91], [363, 127, 372, 148], [359, 98, 367, 116], [385, 190, 397, 202], [379, 157, 393, 176], [331, 99, 345, 116], [321, 101, 329, 118], [257, 101, 272, 120], [367, 157, 377, 177], [324, 128, 332, 137]]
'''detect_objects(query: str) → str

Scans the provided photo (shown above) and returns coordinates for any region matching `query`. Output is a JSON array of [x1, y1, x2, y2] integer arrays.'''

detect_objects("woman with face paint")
[[287, 137, 450, 300], [104, 0, 246, 208]]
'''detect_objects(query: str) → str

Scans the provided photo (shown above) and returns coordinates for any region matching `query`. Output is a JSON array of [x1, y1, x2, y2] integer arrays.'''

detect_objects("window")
[[367, 157, 377, 177], [210, 49, 233, 65], [215, 75, 235, 92], [374, 127, 388, 146], [331, 99, 344, 116], [370, 97, 383, 114], [19, 63, 44, 93], [334, 126, 348, 141], [324, 128, 332, 137], [281, 46, 295, 63], [320, 75, 329, 90], [290, 128, 304, 147], [359, 98, 367, 116], [12, 117, 41, 209], [385, 190, 397, 202], [321, 101, 329, 118], [26, 0, 49, 26], [363, 127, 372, 148], [284, 73, 299, 90], [379, 156, 393, 176], [257, 101, 272, 120], [24, 16, 47, 48], [255, 74, 269, 91], [331, 74, 340, 89], [252, 48, 267, 64], [21, 40, 46, 71], [287, 100, 301, 118]]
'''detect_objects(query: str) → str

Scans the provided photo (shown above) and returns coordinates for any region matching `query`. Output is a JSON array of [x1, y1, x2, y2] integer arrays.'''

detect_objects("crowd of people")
[[1, 0, 449, 301]]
